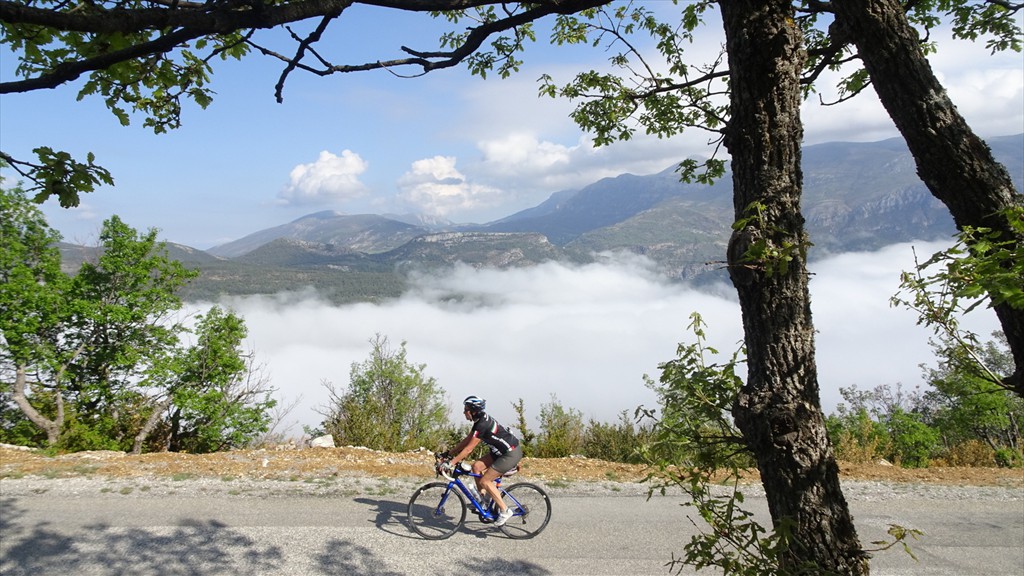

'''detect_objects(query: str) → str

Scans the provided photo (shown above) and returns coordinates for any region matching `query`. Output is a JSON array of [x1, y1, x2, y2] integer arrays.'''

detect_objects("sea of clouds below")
[[188, 240, 1001, 438]]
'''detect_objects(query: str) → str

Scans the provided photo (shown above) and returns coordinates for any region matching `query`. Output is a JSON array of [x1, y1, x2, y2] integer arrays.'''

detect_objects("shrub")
[[938, 440, 996, 467], [319, 335, 449, 452], [994, 447, 1023, 468], [886, 410, 941, 468], [827, 409, 891, 464], [580, 411, 651, 463]]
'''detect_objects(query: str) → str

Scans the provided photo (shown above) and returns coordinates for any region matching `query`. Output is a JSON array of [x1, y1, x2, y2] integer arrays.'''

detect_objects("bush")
[[886, 410, 941, 468], [994, 447, 1023, 468], [580, 411, 651, 463], [57, 415, 123, 452], [319, 335, 450, 451], [937, 440, 996, 467], [827, 409, 891, 464]]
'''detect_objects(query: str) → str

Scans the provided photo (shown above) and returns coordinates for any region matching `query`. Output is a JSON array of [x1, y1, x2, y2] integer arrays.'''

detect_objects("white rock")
[[310, 435, 336, 448]]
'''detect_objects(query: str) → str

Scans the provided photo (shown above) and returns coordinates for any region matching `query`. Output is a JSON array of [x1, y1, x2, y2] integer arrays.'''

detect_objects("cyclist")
[[445, 395, 523, 527]]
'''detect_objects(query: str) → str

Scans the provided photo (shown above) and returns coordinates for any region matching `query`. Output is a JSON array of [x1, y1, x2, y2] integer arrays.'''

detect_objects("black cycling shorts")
[[491, 445, 523, 474]]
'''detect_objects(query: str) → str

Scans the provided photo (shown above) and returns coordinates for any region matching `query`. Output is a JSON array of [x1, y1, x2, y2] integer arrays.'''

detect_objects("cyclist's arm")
[[448, 435, 481, 466]]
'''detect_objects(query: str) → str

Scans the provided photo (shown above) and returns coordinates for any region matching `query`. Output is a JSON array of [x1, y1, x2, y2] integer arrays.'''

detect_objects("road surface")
[[1, 480, 1021, 575]]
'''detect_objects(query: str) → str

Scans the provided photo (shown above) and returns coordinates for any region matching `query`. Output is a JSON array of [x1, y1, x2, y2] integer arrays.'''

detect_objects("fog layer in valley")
[[201, 241, 1000, 435]]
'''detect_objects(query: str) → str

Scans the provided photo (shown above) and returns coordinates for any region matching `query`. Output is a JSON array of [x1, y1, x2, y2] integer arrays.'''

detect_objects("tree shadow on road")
[[460, 557, 552, 575], [0, 498, 284, 575], [315, 539, 404, 575]]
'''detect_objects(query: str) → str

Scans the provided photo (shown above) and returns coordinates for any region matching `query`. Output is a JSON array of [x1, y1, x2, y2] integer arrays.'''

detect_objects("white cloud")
[[397, 155, 505, 217], [801, 24, 1024, 145], [478, 133, 573, 174], [209, 241, 1001, 437], [278, 150, 369, 206]]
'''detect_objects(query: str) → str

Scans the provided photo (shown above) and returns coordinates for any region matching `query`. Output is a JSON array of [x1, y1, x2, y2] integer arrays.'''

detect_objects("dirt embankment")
[[1, 445, 1021, 488]]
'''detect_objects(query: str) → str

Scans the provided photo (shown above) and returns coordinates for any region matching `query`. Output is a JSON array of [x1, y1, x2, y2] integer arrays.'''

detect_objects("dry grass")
[[1, 445, 1021, 488]]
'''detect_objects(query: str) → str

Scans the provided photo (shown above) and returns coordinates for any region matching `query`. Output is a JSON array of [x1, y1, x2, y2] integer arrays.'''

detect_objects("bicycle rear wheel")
[[407, 482, 466, 540], [498, 483, 552, 539]]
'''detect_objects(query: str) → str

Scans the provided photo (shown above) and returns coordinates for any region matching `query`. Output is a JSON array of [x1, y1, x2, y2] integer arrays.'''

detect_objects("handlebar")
[[433, 452, 471, 480]]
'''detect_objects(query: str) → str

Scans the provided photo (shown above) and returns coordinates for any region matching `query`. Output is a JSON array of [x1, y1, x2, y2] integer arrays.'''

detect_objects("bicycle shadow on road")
[[354, 497, 417, 538], [355, 497, 513, 541]]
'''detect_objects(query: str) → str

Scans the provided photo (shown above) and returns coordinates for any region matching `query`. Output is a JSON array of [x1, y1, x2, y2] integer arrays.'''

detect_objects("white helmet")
[[463, 395, 486, 416]]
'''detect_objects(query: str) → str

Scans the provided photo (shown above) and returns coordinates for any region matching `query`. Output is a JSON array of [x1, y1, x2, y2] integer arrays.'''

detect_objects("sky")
[[1, 3, 1021, 436]]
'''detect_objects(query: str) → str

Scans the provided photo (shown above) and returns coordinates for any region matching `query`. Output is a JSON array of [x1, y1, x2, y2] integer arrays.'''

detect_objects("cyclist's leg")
[[480, 466, 504, 510], [487, 446, 523, 512], [472, 453, 495, 496]]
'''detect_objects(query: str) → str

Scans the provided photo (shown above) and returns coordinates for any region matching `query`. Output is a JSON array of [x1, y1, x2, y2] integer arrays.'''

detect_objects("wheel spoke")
[[498, 483, 551, 539], [407, 482, 466, 540]]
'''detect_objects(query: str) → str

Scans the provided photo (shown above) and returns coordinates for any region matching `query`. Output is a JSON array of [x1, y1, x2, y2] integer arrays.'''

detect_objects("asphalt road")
[[1, 486, 1021, 575]]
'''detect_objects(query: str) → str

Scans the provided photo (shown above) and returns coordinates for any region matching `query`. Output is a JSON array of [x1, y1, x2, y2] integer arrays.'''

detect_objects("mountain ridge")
[[59, 135, 1023, 303]]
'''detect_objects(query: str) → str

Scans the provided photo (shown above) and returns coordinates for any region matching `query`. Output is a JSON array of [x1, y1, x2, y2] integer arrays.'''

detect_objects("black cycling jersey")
[[471, 414, 519, 456]]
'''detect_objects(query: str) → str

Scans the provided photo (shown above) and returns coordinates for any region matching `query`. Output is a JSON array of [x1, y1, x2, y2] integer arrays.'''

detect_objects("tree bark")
[[832, 0, 1024, 397], [11, 365, 62, 446], [720, 1, 868, 572], [132, 397, 173, 455]]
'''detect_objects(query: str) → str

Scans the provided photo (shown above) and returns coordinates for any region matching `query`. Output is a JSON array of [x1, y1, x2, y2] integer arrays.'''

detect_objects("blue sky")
[[2, 5, 1021, 250], [0, 4, 1020, 433]]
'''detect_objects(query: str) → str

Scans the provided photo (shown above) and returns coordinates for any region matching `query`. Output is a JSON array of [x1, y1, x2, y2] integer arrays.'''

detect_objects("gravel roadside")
[[2, 474, 1021, 502]]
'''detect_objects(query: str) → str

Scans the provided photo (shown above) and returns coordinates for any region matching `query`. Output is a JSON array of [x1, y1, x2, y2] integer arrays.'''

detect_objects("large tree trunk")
[[11, 365, 62, 446], [720, 1, 868, 572], [832, 0, 1024, 397]]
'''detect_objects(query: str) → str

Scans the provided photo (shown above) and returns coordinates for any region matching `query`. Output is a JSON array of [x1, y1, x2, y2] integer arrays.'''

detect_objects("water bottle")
[[467, 482, 481, 502]]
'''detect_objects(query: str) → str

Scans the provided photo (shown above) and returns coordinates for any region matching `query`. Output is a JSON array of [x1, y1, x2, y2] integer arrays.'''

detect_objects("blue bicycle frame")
[[443, 467, 504, 519]]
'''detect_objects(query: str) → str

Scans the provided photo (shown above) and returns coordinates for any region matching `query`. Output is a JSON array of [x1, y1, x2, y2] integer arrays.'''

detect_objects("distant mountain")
[[60, 135, 1023, 303], [558, 134, 1021, 279], [207, 211, 427, 258], [58, 241, 224, 273], [475, 165, 721, 245], [385, 231, 569, 269]]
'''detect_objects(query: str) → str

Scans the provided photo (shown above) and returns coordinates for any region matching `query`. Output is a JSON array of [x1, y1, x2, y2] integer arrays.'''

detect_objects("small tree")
[[533, 394, 584, 458], [2, 185, 275, 452], [511, 398, 536, 456], [893, 207, 1024, 397], [1, 182, 68, 445], [826, 407, 893, 464], [641, 313, 794, 574], [885, 409, 941, 468], [643, 313, 918, 574], [319, 335, 449, 451], [132, 306, 276, 454], [924, 333, 1023, 467]]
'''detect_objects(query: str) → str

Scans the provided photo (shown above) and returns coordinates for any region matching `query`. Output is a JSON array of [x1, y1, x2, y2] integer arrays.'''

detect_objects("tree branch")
[[0, 27, 203, 93]]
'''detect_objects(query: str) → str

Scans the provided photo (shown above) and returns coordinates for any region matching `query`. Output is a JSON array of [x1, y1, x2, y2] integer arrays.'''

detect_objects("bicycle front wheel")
[[498, 483, 552, 539], [407, 482, 466, 540]]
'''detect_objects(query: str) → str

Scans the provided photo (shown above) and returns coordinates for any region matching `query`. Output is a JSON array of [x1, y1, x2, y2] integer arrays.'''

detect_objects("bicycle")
[[407, 453, 552, 540]]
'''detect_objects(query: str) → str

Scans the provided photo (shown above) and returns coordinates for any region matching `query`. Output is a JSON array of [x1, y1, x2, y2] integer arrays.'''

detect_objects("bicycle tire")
[[407, 482, 466, 540], [498, 483, 552, 539]]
